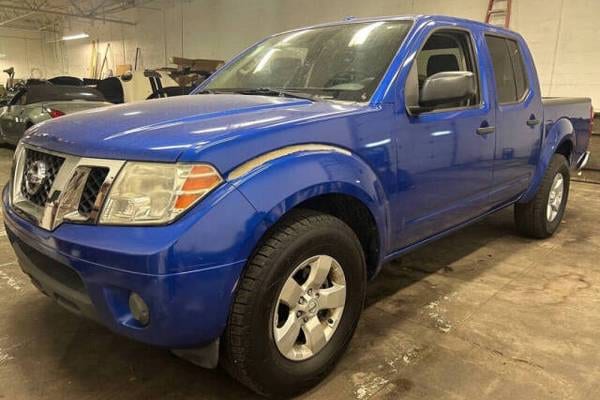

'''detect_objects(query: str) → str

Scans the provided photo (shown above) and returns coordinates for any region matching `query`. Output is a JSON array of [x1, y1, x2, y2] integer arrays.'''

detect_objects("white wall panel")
[[0, 28, 49, 81]]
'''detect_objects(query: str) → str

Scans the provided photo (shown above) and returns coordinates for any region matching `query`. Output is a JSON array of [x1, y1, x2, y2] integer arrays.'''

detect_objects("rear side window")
[[506, 40, 528, 98], [485, 35, 529, 104]]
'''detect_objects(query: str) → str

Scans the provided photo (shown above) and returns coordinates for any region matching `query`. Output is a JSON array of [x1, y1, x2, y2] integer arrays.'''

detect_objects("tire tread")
[[221, 209, 360, 396], [515, 154, 570, 238]]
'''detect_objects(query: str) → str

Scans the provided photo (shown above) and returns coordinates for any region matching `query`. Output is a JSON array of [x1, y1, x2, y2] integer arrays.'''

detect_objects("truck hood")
[[23, 94, 360, 162]]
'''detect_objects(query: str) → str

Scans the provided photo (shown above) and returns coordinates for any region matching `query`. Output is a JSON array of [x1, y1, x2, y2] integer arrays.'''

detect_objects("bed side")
[[542, 97, 593, 167]]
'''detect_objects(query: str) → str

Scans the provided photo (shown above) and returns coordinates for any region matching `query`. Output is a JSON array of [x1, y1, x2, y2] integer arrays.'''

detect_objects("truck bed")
[[542, 97, 592, 166]]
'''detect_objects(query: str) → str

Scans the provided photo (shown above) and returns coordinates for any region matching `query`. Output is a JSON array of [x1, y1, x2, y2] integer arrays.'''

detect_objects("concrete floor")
[[1, 145, 599, 400]]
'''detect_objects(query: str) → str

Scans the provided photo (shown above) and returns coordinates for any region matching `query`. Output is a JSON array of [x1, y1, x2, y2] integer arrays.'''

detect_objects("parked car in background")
[[3, 15, 592, 397], [76, 70, 190, 104], [0, 83, 111, 145], [119, 69, 188, 101]]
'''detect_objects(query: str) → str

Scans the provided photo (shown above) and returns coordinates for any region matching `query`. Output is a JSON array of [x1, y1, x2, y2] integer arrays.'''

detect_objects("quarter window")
[[485, 35, 529, 104]]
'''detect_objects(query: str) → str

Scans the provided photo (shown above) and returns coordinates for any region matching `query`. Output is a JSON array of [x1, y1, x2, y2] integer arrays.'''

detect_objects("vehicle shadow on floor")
[[5, 206, 540, 400], [365, 206, 529, 309]]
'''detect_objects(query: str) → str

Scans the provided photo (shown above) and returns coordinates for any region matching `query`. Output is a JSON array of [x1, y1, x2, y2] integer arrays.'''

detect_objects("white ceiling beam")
[[0, 10, 37, 26], [0, 3, 137, 25]]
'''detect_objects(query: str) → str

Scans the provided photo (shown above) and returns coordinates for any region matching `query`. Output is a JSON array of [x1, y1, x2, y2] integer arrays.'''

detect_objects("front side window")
[[406, 29, 481, 111], [485, 35, 529, 104], [204, 21, 412, 102]]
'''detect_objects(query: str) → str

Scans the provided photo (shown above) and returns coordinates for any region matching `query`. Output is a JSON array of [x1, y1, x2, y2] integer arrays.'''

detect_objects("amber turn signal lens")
[[175, 194, 200, 209], [174, 164, 222, 211]]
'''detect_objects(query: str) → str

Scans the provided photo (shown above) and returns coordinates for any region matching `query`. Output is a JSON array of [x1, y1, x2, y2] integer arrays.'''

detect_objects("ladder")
[[485, 0, 513, 28]]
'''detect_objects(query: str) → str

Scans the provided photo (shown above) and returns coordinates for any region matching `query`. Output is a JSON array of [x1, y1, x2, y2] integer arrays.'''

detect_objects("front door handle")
[[526, 118, 541, 127], [477, 126, 495, 135]]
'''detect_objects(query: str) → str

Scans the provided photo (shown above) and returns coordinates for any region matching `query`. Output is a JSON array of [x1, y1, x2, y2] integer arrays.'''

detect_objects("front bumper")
[[2, 184, 255, 348]]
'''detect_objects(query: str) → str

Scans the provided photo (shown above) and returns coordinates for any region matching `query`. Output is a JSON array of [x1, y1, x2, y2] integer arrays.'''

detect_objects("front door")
[[393, 27, 496, 248]]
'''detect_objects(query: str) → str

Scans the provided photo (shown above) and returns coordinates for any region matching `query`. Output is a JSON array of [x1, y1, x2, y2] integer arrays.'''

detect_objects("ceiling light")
[[62, 33, 89, 41], [0, 53, 6, 58]]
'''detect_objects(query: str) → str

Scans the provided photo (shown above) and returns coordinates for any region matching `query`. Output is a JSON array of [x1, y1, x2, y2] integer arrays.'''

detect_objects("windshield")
[[204, 20, 412, 102]]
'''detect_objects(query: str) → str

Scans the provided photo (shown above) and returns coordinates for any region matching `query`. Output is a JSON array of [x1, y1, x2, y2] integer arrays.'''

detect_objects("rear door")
[[394, 27, 496, 247], [485, 35, 542, 204]]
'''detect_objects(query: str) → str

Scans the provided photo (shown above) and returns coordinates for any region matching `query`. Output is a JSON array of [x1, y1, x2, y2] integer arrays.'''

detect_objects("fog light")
[[129, 292, 150, 326]]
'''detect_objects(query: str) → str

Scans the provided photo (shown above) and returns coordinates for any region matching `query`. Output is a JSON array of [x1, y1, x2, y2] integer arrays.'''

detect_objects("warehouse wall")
[[511, 0, 600, 101], [22, 0, 600, 105], [0, 28, 54, 81], [58, 9, 137, 79]]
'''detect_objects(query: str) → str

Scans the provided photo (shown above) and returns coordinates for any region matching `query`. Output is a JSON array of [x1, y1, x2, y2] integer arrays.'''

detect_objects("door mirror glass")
[[420, 71, 476, 107]]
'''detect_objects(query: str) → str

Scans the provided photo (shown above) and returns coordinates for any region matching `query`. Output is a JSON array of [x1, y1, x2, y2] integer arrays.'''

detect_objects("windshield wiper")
[[228, 87, 320, 102], [195, 89, 218, 94]]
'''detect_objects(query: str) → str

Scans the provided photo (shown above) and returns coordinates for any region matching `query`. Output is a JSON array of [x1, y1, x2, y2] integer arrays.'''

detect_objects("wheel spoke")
[[279, 278, 303, 306], [553, 176, 563, 191], [274, 314, 302, 355], [547, 173, 565, 222], [305, 255, 332, 290], [273, 254, 347, 361], [303, 316, 327, 354], [318, 284, 346, 310]]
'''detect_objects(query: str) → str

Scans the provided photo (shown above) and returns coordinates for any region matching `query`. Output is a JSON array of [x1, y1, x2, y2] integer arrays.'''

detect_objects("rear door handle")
[[477, 126, 495, 135], [526, 119, 540, 127]]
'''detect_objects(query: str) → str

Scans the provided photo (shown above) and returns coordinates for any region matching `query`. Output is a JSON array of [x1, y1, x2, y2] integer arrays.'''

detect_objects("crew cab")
[[2, 15, 592, 397]]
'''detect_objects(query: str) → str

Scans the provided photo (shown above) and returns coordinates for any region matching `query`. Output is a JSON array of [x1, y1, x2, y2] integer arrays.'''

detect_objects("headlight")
[[99, 162, 222, 225]]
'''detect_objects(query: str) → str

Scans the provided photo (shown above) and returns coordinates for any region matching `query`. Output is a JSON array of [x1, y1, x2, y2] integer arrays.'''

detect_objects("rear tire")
[[515, 154, 570, 238], [221, 209, 366, 397]]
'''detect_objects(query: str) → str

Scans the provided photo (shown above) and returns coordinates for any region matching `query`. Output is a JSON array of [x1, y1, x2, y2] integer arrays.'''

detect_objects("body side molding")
[[227, 144, 351, 181]]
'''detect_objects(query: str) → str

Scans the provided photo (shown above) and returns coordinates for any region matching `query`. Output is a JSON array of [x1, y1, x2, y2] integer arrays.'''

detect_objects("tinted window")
[[408, 29, 480, 110], [506, 39, 528, 99], [25, 85, 106, 104], [485, 35, 516, 103]]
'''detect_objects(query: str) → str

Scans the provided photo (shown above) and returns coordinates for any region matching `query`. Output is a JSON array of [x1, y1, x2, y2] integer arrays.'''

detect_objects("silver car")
[[0, 83, 111, 145]]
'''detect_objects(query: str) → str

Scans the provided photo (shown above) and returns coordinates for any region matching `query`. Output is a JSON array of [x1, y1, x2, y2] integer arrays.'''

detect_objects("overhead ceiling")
[[0, 0, 145, 33]]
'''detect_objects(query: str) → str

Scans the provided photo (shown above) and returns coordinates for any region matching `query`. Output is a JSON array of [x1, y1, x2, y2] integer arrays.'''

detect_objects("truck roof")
[[278, 14, 517, 37]]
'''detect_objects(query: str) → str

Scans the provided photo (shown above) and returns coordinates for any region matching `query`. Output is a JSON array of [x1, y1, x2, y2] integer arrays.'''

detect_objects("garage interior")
[[1, 0, 599, 399]]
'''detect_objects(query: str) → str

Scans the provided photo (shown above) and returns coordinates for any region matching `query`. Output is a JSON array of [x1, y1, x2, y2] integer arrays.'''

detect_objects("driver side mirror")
[[408, 71, 476, 115]]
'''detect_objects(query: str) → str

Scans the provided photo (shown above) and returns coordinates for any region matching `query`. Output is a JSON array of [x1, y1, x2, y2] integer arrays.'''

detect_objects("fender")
[[519, 118, 574, 203], [227, 144, 392, 261]]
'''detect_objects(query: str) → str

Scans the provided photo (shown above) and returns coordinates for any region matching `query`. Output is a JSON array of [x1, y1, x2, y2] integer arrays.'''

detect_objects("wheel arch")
[[229, 146, 391, 277], [519, 118, 574, 203]]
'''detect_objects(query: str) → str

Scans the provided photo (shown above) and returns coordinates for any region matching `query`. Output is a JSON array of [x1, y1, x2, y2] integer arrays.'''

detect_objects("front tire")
[[515, 154, 570, 238], [221, 209, 366, 397]]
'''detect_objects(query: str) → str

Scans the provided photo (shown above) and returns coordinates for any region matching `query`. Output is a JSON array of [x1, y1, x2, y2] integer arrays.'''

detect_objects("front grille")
[[12, 145, 124, 230], [78, 167, 109, 215], [20, 149, 65, 206]]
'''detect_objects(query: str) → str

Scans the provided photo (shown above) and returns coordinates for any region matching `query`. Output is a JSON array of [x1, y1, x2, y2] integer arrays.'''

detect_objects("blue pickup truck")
[[3, 15, 592, 397]]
